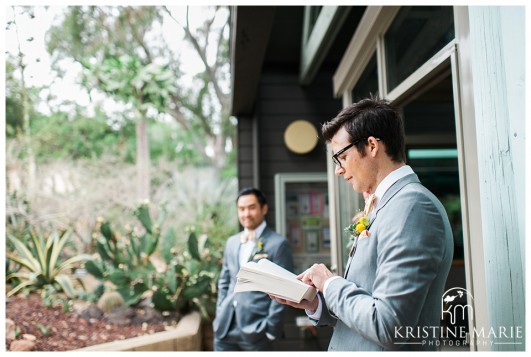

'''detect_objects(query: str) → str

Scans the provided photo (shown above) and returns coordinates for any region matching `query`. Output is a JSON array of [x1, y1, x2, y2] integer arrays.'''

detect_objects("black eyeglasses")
[[332, 137, 380, 168]]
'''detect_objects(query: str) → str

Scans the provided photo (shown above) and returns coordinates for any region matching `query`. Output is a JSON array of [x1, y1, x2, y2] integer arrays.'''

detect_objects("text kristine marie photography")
[[393, 287, 524, 348]]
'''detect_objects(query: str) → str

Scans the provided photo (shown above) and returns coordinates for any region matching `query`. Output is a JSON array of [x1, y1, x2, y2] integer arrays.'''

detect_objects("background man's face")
[[237, 194, 268, 230]]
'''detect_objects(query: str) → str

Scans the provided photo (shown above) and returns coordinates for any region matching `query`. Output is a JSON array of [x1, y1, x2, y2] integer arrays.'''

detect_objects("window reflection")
[[385, 6, 454, 91]]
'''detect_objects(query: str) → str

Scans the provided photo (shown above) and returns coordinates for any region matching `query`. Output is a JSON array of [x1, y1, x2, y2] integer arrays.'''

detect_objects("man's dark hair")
[[237, 187, 268, 207], [321, 97, 406, 163]]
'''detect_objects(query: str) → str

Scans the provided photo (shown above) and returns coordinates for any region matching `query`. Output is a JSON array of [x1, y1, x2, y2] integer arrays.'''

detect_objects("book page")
[[244, 259, 308, 287], [235, 259, 317, 303]]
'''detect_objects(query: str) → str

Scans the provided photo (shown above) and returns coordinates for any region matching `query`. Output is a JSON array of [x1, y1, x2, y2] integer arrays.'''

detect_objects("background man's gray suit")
[[213, 227, 293, 348], [315, 174, 454, 351]]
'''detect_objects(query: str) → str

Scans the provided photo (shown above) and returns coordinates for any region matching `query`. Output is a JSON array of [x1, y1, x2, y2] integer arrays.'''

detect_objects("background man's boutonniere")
[[251, 239, 268, 261]]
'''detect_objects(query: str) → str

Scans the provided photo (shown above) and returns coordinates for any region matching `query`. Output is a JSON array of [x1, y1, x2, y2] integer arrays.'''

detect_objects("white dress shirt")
[[239, 220, 267, 266]]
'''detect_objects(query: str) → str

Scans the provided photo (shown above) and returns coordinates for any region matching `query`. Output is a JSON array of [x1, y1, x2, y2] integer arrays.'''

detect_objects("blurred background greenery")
[[5, 5, 238, 319]]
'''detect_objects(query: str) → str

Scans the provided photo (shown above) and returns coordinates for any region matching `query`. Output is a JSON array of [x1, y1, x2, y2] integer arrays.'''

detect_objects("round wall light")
[[284, 120, 319, 154]]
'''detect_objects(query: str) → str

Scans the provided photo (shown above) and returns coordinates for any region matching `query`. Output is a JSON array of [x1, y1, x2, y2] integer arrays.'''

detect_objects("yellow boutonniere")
[[250, 238, 268, 261], [345, 214, 372, 256]]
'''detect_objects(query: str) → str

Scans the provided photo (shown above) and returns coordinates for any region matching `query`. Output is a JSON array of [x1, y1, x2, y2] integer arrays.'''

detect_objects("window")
[[385, 6, 454, 91], [351, 53, 378, 102]]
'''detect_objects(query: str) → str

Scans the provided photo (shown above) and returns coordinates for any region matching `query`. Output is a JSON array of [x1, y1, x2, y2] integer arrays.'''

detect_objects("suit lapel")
[[343, 173, 420, 278], [371, 173, 420, 223]]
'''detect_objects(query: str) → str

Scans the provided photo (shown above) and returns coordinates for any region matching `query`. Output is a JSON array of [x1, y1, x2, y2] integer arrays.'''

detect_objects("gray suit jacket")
[[213, 226, 293, 343], [315, 173, 453, 351]]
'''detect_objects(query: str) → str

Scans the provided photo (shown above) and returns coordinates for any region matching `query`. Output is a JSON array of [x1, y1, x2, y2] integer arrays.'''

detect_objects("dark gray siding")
[[236, 67, 339, 352], [237, 67, 342, 231]]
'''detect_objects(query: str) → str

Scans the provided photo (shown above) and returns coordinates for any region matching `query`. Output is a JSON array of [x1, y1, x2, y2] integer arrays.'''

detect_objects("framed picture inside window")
[[275, 173, 330, 274]]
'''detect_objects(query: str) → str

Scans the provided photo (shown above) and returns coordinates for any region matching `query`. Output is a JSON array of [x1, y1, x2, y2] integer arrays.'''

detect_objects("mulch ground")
[[5, 293, 174, 351]]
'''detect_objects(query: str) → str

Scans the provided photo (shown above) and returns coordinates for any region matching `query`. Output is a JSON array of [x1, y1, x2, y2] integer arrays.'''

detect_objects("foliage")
[[85, 202, 224, 320], [152, 229, 223, 320], [6, 228, 93, 298], [29, 110, 133, 162], [84, 202, 164, 305], [5, 57, 25, 136]]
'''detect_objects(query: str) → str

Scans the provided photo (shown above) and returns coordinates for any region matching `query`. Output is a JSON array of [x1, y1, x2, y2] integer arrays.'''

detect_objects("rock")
[[6, 319, 16, 340], [105, 306, 135, 326], [72, 300, 91, 314], [133, 307, 163, 324], [22, 334, 37, 341], [78, 304, 104, 321], [10, 339, 35, 351]]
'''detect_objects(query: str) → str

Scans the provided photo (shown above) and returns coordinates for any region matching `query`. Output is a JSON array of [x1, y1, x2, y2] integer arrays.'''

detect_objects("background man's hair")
[[237, 187, 268, 206]]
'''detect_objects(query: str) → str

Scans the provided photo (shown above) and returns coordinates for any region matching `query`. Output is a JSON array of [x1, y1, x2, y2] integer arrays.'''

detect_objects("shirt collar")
[[373, 165, 414, 204], [245, 220, 267, 240]]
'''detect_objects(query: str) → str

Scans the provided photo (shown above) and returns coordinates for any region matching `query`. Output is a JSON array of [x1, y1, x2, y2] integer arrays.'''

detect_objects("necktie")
[[240, 230, 256, 243], [363, 194, 376, 216]]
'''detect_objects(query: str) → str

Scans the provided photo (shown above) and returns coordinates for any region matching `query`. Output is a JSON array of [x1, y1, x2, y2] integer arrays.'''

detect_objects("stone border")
[[74, 311, 202, 351]]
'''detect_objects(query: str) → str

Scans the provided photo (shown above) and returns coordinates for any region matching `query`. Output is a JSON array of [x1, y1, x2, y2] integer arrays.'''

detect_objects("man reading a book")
[[213, 187, 293, 351], [270, 98, 453, 351]]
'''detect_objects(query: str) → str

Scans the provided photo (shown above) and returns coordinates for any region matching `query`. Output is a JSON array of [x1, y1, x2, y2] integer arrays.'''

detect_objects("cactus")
[[87, 203, 165, 307], [86, 203, 225, 320], [97, 291, 125, 313]]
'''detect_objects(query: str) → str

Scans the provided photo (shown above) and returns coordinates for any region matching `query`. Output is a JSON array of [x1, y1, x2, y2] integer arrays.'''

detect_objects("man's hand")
[[269, 295, 319, 311], [297, 263, 335, 292]]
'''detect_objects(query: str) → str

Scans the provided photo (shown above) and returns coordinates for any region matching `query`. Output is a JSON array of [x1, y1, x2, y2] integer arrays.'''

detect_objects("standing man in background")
[[213, 187, 293, 351], [271, 98, 453, 351]]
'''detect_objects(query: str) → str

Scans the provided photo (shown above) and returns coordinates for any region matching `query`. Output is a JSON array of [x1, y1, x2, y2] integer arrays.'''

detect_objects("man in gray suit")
[[213, 187, 293, 351], [271, 98, 453, 351]]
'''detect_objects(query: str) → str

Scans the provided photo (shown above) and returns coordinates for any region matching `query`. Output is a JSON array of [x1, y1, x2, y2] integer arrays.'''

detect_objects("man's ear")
[[368, 136, 379, 157], [262, 203, 269, 216]]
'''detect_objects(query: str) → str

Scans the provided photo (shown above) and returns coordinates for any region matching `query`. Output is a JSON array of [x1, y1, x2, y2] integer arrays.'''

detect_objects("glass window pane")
[[285, 181, 330, 274], [385, 6, 454, 91], [351, 53, 378, 102]]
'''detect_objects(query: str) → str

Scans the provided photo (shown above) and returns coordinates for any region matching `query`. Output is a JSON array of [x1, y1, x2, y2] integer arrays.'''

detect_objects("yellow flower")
[[345, 215, 372, 240], [355, 222, 366, 233]]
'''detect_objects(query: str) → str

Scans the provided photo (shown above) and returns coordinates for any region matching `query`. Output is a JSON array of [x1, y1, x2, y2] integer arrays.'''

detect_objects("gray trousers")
[[213, 316, 274, 351]]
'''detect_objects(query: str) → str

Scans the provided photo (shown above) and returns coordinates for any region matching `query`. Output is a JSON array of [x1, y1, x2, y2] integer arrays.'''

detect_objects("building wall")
[[235, 66, 341, 351], [468, 6, 525, 350], [237, 66, 342, 231]]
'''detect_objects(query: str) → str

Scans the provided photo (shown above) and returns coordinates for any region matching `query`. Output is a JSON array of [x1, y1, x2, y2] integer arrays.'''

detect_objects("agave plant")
[[6, 229, 92, 298]]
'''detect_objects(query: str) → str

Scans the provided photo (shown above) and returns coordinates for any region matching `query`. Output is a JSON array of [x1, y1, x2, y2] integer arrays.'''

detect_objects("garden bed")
[[5, 293, 195, 351]]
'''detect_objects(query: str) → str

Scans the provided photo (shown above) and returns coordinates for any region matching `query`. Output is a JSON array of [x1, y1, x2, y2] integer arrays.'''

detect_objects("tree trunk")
[[136, 114, 150, 201], [14, 10, 36, 198], [212, 136, 226, 171]]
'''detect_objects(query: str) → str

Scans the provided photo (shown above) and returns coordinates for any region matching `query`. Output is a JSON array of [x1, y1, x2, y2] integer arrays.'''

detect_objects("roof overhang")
[[230, 6, 276, 116]]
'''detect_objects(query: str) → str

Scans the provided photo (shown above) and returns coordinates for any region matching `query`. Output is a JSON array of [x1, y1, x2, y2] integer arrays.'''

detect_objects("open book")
[[234, 259, 318, 303]]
